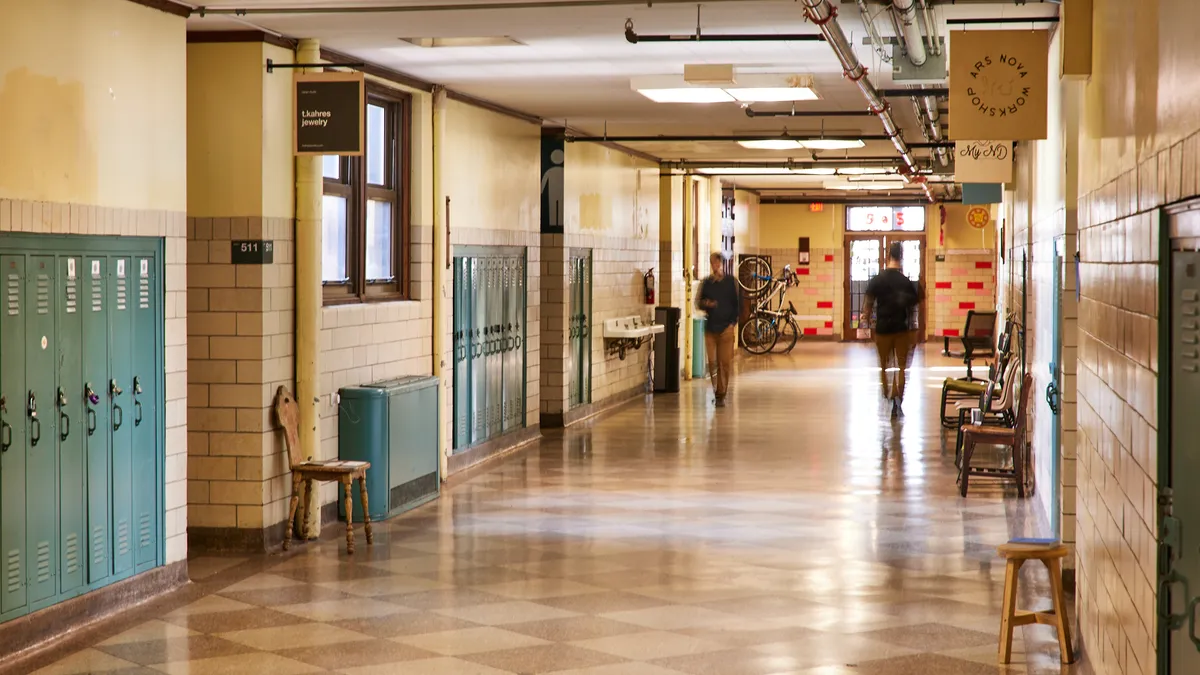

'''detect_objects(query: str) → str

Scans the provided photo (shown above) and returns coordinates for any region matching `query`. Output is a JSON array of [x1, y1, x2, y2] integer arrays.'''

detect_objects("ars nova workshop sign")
[[293, 71, 365, 156], [954, 141, 1013, 184], [949, 30, 1049, 141]]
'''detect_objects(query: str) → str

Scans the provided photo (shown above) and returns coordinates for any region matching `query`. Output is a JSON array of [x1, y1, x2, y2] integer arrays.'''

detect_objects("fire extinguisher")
[[644, 268, 655, 305]]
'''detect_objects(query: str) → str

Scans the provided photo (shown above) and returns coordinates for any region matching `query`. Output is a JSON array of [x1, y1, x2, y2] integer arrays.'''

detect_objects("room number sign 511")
[[231, 240, 275, 265]]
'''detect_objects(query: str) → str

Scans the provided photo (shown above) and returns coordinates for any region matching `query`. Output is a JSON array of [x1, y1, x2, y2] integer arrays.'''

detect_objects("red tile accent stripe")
[[975, 261, 993, 269], [935, 282, 952, 289], [824, 321, 833, 328], [943, 328, 961, 337], [803, 327, 818, 335], [967, 282, 984, 289], [817, 301, 833, 309], [824, 254, 834, 262], [959, 302, 976, 309], [797, 268, 810, 275]]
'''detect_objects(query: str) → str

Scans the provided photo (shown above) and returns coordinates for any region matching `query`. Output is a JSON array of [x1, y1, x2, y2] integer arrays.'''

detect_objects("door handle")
[[58, 387, 70, 441], [27, 391, 40, 447], [1046, 380, 1060, 415], [112, 404, 123, 431]]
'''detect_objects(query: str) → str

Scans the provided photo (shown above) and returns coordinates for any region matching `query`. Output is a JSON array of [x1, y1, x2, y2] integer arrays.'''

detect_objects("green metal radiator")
[[338, 376, 440, 522]]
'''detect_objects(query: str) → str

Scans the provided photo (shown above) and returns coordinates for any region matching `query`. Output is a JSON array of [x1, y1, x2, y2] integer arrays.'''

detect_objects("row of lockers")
[[0, 235, 164, 623]]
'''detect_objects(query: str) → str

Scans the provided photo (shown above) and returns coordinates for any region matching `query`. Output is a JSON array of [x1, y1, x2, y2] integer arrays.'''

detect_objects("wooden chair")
[[959, 373, 1033, 498], [273, 386, 374, 554], [997, 541, 1074, 665]]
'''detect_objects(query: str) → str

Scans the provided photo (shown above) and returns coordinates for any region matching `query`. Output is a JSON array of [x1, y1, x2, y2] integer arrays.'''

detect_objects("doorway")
[[843, 234, 927, 341], [1159, 203, 1200, 674]]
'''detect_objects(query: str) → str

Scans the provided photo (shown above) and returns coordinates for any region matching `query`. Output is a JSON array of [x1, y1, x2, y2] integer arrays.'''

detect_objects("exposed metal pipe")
[[923, 95, 949, 167], [193, 0, 757, 16], [744, 108, 877, 118], [891, 0, 927, 67], [799, 0, 933, 201], [918, 0, 941, 56], [624, 19, 824, 43], [879, 87, 947, 97], [567, 134, 894, 143], [856, 0, 893, 64], [947, 17, 1060, 25]]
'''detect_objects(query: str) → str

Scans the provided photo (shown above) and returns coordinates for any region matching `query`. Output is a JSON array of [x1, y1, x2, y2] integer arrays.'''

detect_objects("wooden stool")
[[274, 386, 374, 554], [997, 542, 1074, 665]]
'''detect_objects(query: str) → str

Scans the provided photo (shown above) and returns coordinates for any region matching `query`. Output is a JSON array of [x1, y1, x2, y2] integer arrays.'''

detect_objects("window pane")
[[367, 104, 387, 186], [365, 199, 393, 281], [322, 155, 341, 180], [322, 195, 349, 282]]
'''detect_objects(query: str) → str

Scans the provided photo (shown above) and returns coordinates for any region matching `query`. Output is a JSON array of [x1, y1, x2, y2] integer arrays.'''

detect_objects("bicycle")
[[736, 259, 802, 355]]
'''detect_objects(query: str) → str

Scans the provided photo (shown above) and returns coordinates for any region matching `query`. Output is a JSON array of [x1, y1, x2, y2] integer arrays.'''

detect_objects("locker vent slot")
[[6, 273, 19, 316], [36, 541, 51, 583], [92, 526, 106, 566], [91, 281, 103, 312], [139, 513, 152, 548], [5, 549, 20, 592], [139, 277, 150, 310], [66, 277, 78, 314], [117, 277, 127, 311], [117, 519, 131, 556], [36, 273, 50, 314], [65, 534, 80, 575]]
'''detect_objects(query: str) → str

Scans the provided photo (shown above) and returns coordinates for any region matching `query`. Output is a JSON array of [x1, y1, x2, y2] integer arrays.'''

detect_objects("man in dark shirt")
[[697, 252, 741, 407], [862, 242, 924, 417]]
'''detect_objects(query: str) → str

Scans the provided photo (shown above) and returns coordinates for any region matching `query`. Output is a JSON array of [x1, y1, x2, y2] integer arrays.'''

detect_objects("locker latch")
[[85, 384, 98, 436], [110, 380, 124, 431], [133, 376, 143, 427], [27, 390, 40, 447], [57, 387, 70, 441], [110, 379, 123, 396], [0, 395, 9, 453]]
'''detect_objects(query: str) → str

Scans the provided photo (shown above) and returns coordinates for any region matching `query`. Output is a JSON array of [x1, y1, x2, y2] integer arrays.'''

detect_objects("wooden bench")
[[997, 541, 1074, 665], [274, 386, 374, 554]]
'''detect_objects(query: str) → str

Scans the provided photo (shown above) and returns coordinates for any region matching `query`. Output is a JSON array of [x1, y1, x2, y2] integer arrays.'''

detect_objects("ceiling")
[[184, 0, 1060, 199]]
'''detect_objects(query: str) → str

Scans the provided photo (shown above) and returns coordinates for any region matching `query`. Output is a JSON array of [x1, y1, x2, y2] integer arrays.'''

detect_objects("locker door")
[[500, 258, 513, 432], [57, 257, 86, 595], [580, 253, 591, 405], [0, 255, 28, 614], [452, 258, 471, 450], [25, 256, 57, 606], [567, 257, 579, 408], [108, 257, 134, 576], [83, 257, 112, 585], [487, 259, 502, 438], [131, 256, 158, 568], [470, 258, 487, 444], [504, 256, 524, 431]]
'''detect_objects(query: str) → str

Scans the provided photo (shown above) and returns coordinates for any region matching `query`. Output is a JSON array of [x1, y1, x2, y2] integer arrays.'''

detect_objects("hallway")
[[22, 344, 1070, 675]]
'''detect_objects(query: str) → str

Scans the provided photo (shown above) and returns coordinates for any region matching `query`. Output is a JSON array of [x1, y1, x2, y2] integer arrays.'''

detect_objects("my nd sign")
[[949, 30, 1049, 141]]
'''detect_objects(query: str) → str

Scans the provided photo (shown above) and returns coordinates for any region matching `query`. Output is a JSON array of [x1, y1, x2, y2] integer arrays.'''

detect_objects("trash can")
[[654, 306, 681, 392], [692, 317, 707, 378]]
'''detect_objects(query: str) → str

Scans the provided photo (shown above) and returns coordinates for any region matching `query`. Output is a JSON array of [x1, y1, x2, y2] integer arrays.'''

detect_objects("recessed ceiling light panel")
[[397, 37, 526, 48], [800, 139, 867, 150], [737, 140, 805, 150]]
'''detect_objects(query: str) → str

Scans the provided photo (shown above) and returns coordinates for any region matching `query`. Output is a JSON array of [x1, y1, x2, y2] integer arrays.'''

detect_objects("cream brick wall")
[[1, 199, 188, 564], [928, 249, 998, 338], [754, 247, 842, 338]]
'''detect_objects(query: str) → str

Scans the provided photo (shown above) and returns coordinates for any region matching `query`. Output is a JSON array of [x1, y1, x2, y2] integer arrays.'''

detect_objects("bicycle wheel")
[[740, 316, 777, 354], [736, 257, 772, 298], [773, 318, 799, 354]]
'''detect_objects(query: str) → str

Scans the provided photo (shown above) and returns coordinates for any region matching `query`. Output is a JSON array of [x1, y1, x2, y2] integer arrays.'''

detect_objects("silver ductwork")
[[801, 0, 932, 200], [923, 96, 949, 167], [891, 0, 927, 66]]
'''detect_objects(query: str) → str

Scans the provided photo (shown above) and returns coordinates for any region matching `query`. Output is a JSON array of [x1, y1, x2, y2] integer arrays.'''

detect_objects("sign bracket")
[[267, 58, 365, 74]]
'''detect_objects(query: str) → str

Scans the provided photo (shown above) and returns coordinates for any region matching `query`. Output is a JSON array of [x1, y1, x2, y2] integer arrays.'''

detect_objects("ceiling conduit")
[[799, 0, 933, 202], [744, 108, 876, 118], [891, 0, 927, 67]]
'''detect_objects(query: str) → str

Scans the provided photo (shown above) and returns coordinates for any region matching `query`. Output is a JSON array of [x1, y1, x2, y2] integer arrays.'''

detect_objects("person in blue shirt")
[[697, 252, 741, 407]]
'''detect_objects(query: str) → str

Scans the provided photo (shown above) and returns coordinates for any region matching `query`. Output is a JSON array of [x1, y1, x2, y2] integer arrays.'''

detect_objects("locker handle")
[[134, 401, 143, 427], [112, 404, 124, 431], [59, 411, 70, 441], [0, 420, 9, 452], [28, 391, 40, 447], [86, 409, 96, 437]]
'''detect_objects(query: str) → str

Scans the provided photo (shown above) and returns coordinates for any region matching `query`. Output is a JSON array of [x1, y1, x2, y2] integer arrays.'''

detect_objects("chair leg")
[[359, 476, 374, 545], [960, 437, 977, 497], [301, 478, 315, 540], [342, 477, 355, 554], [1013, 439, 1026, 498], [998, 558, 1023, 664], [283, 474, 302, 551], [1046, 558, 1075, 663]]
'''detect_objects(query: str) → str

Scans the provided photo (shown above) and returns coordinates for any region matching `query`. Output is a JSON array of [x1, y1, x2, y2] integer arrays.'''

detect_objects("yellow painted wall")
[[0, 0, 186, 210], [262, 44, 297, 220], [566, 143, 657, 237], [939, 203, 998, 249], [733, 189, 760, 252], [443, 99, 539, 232], [758, 203, 842, 249]]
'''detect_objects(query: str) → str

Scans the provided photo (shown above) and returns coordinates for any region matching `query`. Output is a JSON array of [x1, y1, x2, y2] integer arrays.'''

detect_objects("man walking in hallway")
[[698, 252, 740, 407], [862, 242, 923, 417]]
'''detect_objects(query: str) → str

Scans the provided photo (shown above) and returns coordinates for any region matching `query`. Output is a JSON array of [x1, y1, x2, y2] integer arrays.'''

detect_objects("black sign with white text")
[[231, 240, 275, 265], [294, 72, 364, 156]]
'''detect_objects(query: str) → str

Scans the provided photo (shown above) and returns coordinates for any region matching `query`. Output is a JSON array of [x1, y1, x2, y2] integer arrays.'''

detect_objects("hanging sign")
[[540, 129, 565, 235], [949, 30, 1049, 140], [955, 141, 1014, 183], [967, 206, 991, 229], [294, 71, 365, 156]]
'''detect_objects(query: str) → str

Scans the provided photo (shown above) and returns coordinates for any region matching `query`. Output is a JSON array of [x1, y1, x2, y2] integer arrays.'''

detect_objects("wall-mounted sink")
[[603, 316, 665, 339]]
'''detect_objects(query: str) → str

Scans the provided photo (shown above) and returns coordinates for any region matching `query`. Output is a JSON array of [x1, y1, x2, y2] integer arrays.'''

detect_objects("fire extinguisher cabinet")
[[653, 306, 681, 393]]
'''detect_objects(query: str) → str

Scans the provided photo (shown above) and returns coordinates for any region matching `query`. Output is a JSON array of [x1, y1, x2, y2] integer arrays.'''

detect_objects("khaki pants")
[[705, 326, 736, 399], [875, 330, 914, 401]]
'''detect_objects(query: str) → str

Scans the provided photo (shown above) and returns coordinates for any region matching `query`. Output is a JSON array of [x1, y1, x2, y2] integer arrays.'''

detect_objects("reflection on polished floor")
[[23, 343, 1075, 675]]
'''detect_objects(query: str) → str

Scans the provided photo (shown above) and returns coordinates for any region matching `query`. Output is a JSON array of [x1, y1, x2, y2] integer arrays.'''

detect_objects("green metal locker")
[[108, 256, 134, 577], [471, 258, 487, 445], [83, 256, 111, 585], [1, 255, 27, 617], [26, 256, 58, 608], [452, 258, 471, 451], [131, 256, 158, 571], [56, 256, 86, 595]]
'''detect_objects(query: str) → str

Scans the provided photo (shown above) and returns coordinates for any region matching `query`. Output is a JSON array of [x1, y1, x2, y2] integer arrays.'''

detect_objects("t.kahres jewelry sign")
[[294, 71, 365, 156]]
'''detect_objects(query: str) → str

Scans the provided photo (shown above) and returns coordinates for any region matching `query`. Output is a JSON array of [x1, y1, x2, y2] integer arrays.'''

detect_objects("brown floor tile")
[[854, 653, 1004, 674], [503, 616, 647, 642], [863, 622, 997, 651], [217, 584, 358, 608], [277, 638, 438, 669], [151, 652, 323, 675], [384, 588, 511, 610], [159, 608, 310, 634], [534, 591, 670, 614], [330, 612, 482, 638], [94, 635, 254, 666], [651, 647, 807, 675], [215, 622, 374, 651], [460, 643, 626, 674]]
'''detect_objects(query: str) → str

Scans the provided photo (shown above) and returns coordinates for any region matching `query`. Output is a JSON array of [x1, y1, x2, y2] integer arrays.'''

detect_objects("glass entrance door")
[[844, 235, 926, 341]]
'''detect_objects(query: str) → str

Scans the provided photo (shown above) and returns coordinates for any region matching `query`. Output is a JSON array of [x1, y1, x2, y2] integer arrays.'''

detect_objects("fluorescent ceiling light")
[[397, 37, 525, 48], [637, 88, 735, 103], [738, 140, 804, 150], [837, 166, 892, 175], [801, 139, 866, 150], [793, 167, 837, 175], [826, 179, 906, 190], [727, 87, 819, 102], [695, 167, 795, 175]]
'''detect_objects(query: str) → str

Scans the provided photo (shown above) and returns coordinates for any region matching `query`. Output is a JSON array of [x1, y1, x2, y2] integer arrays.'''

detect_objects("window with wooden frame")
[[322, 83, 412, 303]]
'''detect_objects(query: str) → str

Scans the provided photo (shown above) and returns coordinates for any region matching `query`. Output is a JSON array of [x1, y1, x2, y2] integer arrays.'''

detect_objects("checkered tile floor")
[[27, 344, 1078, 675]]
